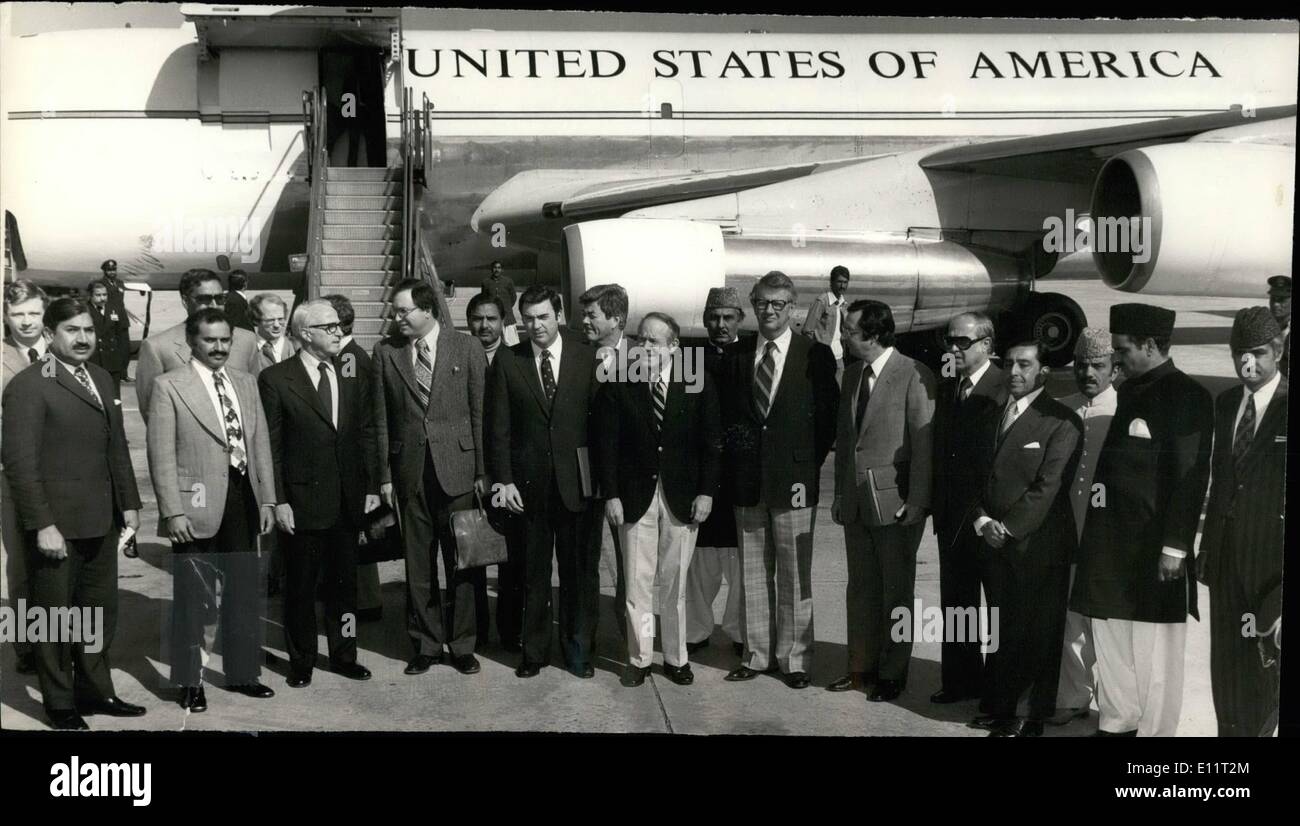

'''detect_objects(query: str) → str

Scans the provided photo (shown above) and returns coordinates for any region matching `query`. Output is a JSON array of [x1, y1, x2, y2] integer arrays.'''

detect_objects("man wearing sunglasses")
[[930, 312, 1007, 706], [136, 269, 263, 419]]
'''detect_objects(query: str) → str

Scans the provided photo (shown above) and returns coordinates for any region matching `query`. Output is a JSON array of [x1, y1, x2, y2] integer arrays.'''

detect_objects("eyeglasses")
[[307, 322, 343, 335], [752, 299, 791, 312], [392, 306, 421, 319], [944, 335, 989, 351], [192, 294, 227, 307]]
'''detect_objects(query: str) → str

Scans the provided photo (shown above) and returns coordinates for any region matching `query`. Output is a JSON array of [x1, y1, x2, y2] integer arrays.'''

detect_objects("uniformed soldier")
[[86, 279, 128, 395], [1071, 303, 1214, 737], [96, 261, 133, 384], [1197, 306, 1286, 737], [1266, 275, 1290, 377]]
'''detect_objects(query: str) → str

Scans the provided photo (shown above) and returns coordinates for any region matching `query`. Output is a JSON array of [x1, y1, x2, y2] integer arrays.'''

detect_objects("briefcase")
[[450, 493, 510, 570], [357, 503, 403, 564], [861, 464, 908, 528]]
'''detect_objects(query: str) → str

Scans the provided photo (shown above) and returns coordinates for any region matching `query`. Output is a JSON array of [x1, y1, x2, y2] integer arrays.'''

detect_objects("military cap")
[[1267, 275, 1291, 297], [1230, 306, 1283, 351], [100, 259, 117, 273], [1110, 303, 1176, 339], [1074, 327, 1114, 360], [704, 286, 743, 312]]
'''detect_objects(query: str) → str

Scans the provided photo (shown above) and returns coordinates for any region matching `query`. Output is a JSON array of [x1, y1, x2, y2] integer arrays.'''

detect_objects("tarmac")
[[0, 274, 1256, 734]]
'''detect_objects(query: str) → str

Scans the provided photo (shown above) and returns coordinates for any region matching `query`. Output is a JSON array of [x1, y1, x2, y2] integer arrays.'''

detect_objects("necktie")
[[1233, 392, 1256, 462], [855, 365, 873, 431], [540, 349, 557, 403], [652, 376, 667, 438], [212, 371, 248, 474], [72, 365, 102, 410], [754, 340, 777, 418], [414, 339, 433, 409], [27, 348, 38, 364], [317, 362, 334, 427], [999, 400, 1020, 441], [959, 376, 973, 403], [261, 341, 277, 364]]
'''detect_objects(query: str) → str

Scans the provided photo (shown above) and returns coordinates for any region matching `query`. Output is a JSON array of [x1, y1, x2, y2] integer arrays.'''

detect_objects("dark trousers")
[[1210, 531, 1280, 737], [403, 455, 482, 657], [26, 532, 118, 712], [937, 525, 986, 695], [283, 519, 358, 675], [171, 472, 262, 687], [981, 551, 1069, 721], [845, 518, 924, 681], [2, 475, 32, 660], [495, 514, 526, 646], [521, 475, 600, 668]]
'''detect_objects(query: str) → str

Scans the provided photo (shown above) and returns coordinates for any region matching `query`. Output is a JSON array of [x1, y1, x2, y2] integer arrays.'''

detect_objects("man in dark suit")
[[721, 271, 839, 689], [1267, 275, 1290, 377], [86, 279, 129, 394], [597, 312, 722, 687], [831, 301, 936, 702], [930, 311, 1007, 705], [2, 298, 145, 730], [147, 308, 279, 711], [969, 341, 1082, 737], [225, 270, 255, 332], [1197, 307, 1287, 737], [97, 260, 134, 375], [260, 299, 377, 687], [1072, 303, 1213, 737], [487, 286, 601, 678], [374, 279, 487, 677]]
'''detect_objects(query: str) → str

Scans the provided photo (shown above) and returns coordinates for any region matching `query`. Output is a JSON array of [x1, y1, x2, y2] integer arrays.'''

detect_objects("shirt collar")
[[1246, 369, 1282, 410], [867, 347, 894, 377], [417, 320, 441, 352], [965, 358, 992, 387], [53, 355, 87, 375], [299, 348, 331, 374], [190, 358, 226, 383], [532, 331, 563, 361], [340, 334, 354, 349], [17, 337, 47, 357], [759, 326, 793, 354], [1009, 385, 1045, 413]]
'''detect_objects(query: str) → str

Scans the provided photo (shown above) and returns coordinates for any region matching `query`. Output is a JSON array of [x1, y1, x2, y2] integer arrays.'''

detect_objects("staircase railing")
[[302, 86, 328, 300], [392, 87, 450, 328]]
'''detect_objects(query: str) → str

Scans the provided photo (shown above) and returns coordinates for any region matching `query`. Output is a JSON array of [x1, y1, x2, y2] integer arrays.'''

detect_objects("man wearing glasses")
[[136, 269, 263, 419], [929, 312, 1007, 706], [721, 271, 839, 689], [258, 300, 378, 688]]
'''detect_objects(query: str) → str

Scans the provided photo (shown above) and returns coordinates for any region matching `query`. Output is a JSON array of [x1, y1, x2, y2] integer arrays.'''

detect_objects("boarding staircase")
[[301, 87, 445, 353]]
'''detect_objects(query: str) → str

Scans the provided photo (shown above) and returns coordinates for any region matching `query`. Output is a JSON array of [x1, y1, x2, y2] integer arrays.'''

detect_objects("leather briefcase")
[[450, 493, 510, 570]]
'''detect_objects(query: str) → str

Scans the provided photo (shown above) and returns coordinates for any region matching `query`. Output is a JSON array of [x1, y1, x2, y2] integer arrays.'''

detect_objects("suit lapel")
[[516, 342, 550, 417], [862, 352, 902, 433], [51, 361, 105, 415], [769, 334, 805, 416], [391, 339, 423, 407], [287, 356, 335, 429], [994, 395, 1040, 459], [176, 368, 229, 445], [427, 325, 458, 413], [1240, 379, 1288, 467], [553, 332, 585, 416]]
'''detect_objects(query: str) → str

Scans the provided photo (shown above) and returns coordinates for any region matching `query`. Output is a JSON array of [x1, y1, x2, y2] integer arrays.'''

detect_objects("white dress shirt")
[[299, 349, 339, 427], [258, 335, 292, 363], [532, 329, 564, 388], [826, 292, 845, 360], [191, 359, 243, 438], [55, 356, 103, 407], [752, 326, 794, 395], [22, 338, 48, 361], [961, 358, 992, 397], [410, 321, 440, 370], [865, 346, 894, 393], [1062, 385, 1118, 541], [1232, 369, 1281, 437]]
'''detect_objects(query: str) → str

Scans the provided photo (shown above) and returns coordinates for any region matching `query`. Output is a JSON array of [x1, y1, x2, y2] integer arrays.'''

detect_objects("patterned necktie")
[[317, 362, 334, 427], [999, 400, 1020, 442], [414, 339, 433, 409], [72, 365, 102, 410], [959, 376, 973, 403], [27, 348, 38, 364], [1233, 392, 1256, 462], [855, 365, 873, 431], [652, 376, 667, 438], [212, 371, 248, 474], [540, 349, 557, 403], [262, 341, 277, 364], [754, 340, 777, 419]]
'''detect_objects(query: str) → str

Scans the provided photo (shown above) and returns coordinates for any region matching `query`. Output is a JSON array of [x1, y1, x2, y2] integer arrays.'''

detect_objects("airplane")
[[1, 5, 1295, 364]]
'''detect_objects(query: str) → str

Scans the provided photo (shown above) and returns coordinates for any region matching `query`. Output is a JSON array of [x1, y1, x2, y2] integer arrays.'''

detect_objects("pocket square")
[[1022, 441, 1041, 449], [114, 398, 122, 406], [1276, 435, 1287, 443], [1128, 418, 1152, 439]]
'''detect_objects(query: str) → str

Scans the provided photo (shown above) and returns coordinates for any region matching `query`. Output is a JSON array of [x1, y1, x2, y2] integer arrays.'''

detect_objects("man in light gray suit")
[[831, 300, 936, 702], [146, 308, 277, 713], [136, 269, 262, 420]]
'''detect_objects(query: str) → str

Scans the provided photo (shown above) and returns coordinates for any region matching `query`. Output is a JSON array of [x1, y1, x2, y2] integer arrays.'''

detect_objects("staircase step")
[[325, 195, 402, 211], [321, 240, 402, 255], [318, 269, 396, 287], [317, 284, 392, 303], [320, 254, 400, 271], [326, 180, 402, 196], [327, 167, 401, 181], [352, 317, 389, 335], [323, 210, 401, 225], [350, 301, 389, 318], [352, 333, 384, 352], [322, 224, 400, 241]]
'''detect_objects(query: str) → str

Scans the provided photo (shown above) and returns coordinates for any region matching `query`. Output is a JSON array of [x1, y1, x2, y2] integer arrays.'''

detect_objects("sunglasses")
[[943, 335, 989, 351], [192, 294, 227, 307]]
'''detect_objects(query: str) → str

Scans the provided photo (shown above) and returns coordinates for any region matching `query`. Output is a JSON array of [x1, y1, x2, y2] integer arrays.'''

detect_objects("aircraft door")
[[320, 49, 389, 167], [646, 79, 684, 160]]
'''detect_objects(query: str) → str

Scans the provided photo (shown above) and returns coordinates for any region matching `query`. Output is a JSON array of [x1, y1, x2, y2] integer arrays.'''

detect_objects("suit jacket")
[[720, 332, 839, 509], [341, 337, 374, 381], [801, 293, 843, 347], [1072, 359, 1213, 622], [225, 292, 255, 331], [2, 358, 141, 539], [931, 362, 1008, 542], [2, 338, 37, 384], [697, 340, 739, 547], [1198, 378, 1288, 631], [373, 324, 486, 502], [834, 350, 936, 525], [89, 305, 129, 373], [480, 276, 518, 324], [595, 364, 722, 524], [253, 336, 300, 372], [486, 329, 598, 513], [145, 363, 275, 539], [137, 322, 262, 420], [259, 354, 377, 531], [974, 392, 1082, 567]]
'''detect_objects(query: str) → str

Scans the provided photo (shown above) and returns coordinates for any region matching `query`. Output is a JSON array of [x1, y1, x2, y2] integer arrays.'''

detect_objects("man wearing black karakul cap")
[[1070, 302, 1213, 737], [1266, 275, 1290, 377]]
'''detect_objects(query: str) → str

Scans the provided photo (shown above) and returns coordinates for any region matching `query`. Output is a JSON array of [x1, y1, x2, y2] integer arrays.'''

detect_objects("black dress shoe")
[[569, 663, 595, 679], [180, 686, 208, 712], [15, 652, 36, 675], [827, 673, 867, 692], [78, 697, 146, 717], [515, 661, 542, 678], [48, 710, 89, 731], [450, 654, 481, 675], [228, 682, 275, 699], [332, 662, 372, 681], [356, 606, 383, 623], [663, 663, 695, 685], [621, 665, 650, 687], [404, 654, 441, 675], [500, 637, 522, 654], [930, 688, 979, 704], [970, 714, 1000, 730], [725, 665, 761, 682], [287, 672, 312, 688], [868, 680, 903, 702], [784, 671, 811, 689], [1018, 720, 1045, 738], [732, 642, 745, 658], [989, 719, 1023, 737], [686, 639, 710, 654]]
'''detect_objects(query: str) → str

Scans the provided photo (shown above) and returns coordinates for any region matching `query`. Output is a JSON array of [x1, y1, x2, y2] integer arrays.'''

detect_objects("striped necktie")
[[211, 371, 248, 474], [652, 376, 667, 438], [1232, 392, 1256, 462], [415, 338, 433, 409], [754, 340, 777, 419]]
